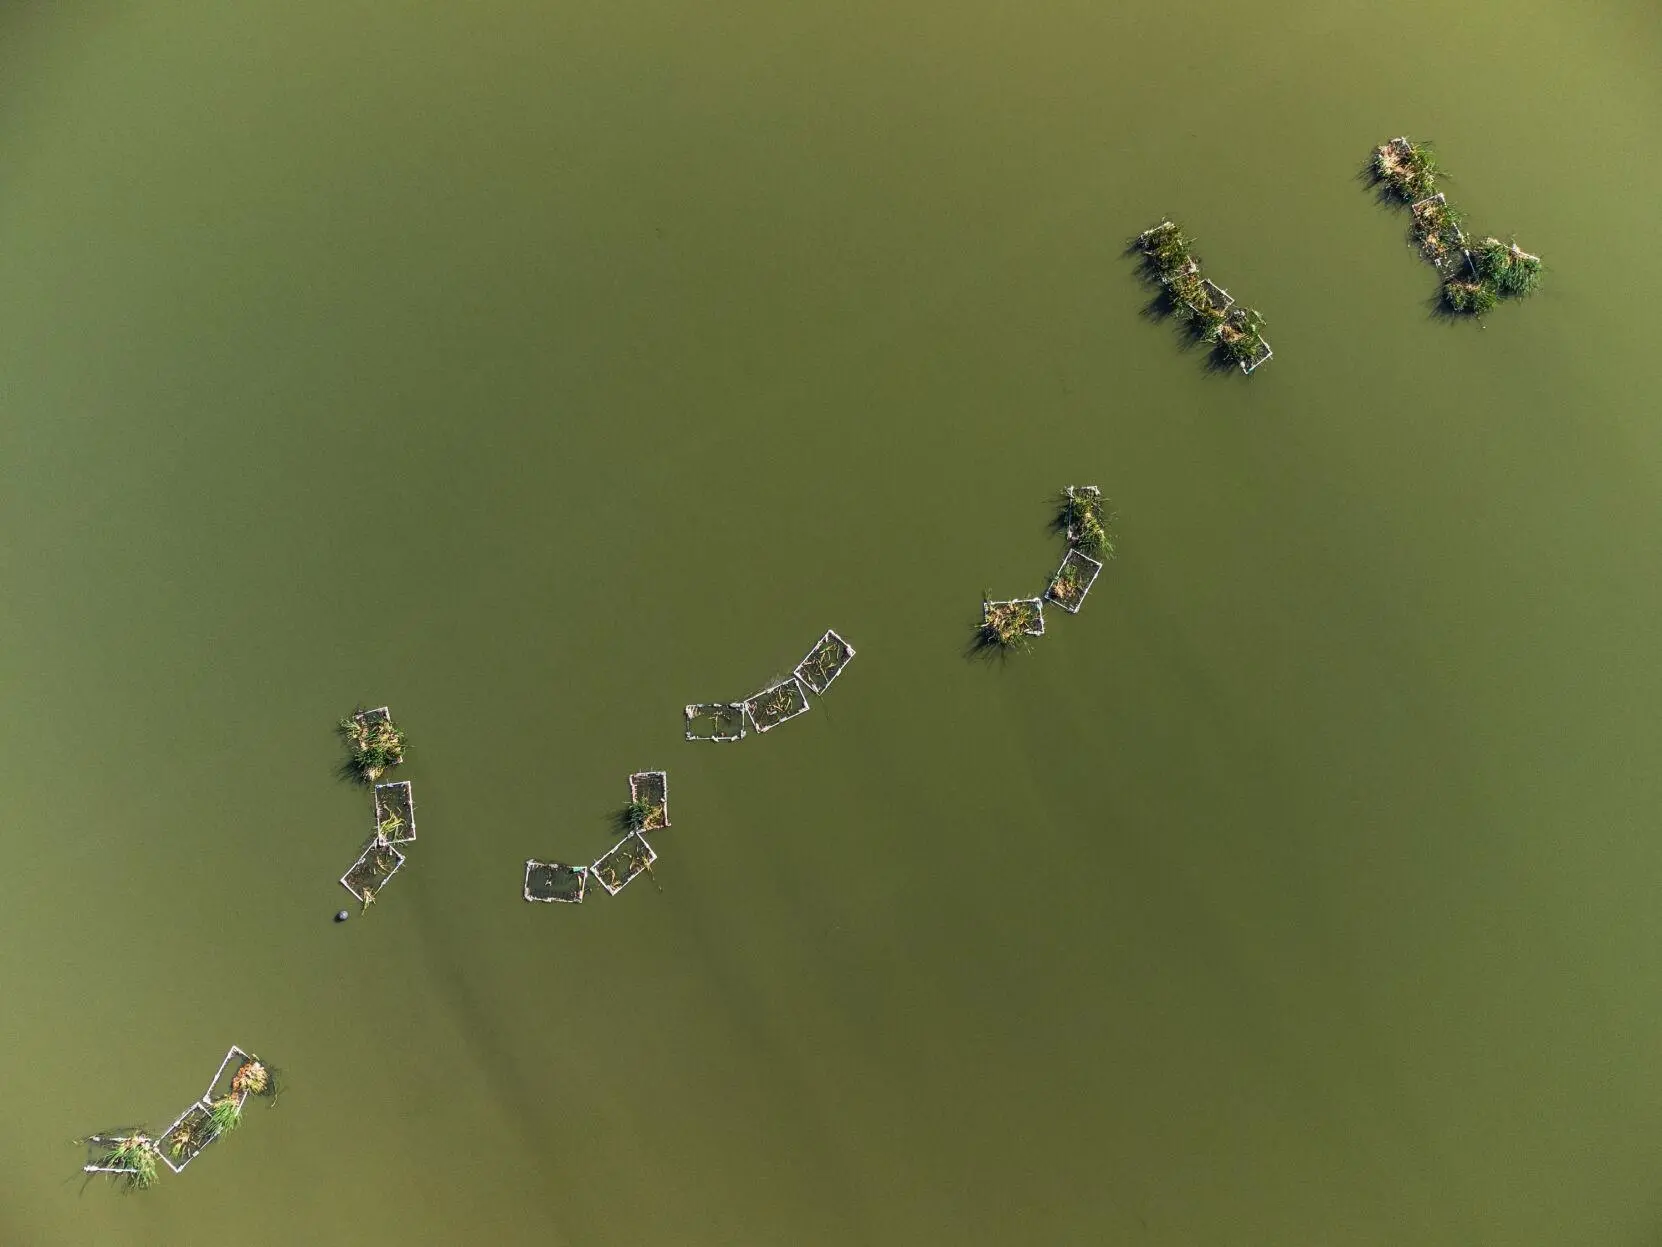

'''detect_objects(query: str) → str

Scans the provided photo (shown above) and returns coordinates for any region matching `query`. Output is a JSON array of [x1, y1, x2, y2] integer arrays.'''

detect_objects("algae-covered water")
[[4, 1, 1662, 1243]]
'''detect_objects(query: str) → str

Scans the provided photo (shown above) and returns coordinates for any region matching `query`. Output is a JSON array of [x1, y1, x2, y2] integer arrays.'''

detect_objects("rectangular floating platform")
[[743, 676, 812, 733], [1044, 549, 1105, 614], [524, 859, 588, 904], [340, 838, 407, 904], [1064, 485, 1101, 546], [794, 629, 856, 695], [1189, 278, 1234, 316], [204, 1045, 253, 1107], [355, 705, 392, 729], [628, 770, 670, 830], [82, 1133, 156, 1179], [592, 832, 658, 896], [983, 597, 1046, 638], [156, 1101, 218, 1174], [372, 780, 417, 844], [684, 702, 746, 742]]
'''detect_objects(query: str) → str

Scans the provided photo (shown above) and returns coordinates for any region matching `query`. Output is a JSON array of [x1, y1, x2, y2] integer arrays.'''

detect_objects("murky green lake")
[[4, 1, 1662, 1243]]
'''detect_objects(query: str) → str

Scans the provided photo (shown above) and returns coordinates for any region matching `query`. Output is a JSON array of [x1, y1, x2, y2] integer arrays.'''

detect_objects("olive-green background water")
[[3, 1, 1661, 1243]]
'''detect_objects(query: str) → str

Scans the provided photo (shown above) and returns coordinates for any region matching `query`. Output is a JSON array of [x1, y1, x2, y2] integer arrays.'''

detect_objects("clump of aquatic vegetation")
[[1410, 195, 1466, 268], [1369, 136, 1544, 317], [207, 1095, 244, 1138], [1372, 136, 1443, 201], [1216, 307, 1271, 371], [1056, 486, 1116, 559], [81, 1131, 161, 1192], [980, 597, 1045, 650], [337, 705, 406, 785], [1470, 236, 1543, 297], [230, 1054, 281, 1104], [1135, 220, 1273, 373]]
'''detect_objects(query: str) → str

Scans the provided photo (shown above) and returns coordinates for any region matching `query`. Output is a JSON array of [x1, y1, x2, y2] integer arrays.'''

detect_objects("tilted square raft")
[[1239, 338, 1273, 374], [355, 705, 392, 729], [524, 859, 588, 903], [684, 702, 746, 742], [204, 1045, 253, 1107], [1187, 278, 1234, 317], [794, 629, 856, 695], [156, 1101, 218, 1174], [592, 832, 658, 896], [983, 597, 1046, 638], [1044, 549, 1105, 614], [628, 770, 670, 830], [340, 838, 407, 904], [743, 676, 812, 733], [372, 780, 417, 844]]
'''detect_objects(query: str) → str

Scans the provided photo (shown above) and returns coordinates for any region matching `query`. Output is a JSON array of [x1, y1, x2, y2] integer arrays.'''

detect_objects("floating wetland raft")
[[1045, 549, 1104, 614], [156, 1101, 218, 1174], [524, 859, 589, 903], [340, 837, 405, 906], [685, 702, 746, 742], [81, 1132, 161, 1192], [744, 676, 812, 733], [373, 780, 416, 844], [1369, 136, 1543, 316], [592, 832, 658, 896], [795, 629, 856, 695], [337, 704, 406, 786], [1059, 485, 1116, 559], [981, 597, 1046, 649], [1136, 221, 1273, 374], [626, 770, 669, 831]]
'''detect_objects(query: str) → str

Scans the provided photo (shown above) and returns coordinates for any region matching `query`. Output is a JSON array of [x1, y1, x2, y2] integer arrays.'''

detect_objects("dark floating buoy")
[[334, 909, 351, 923]]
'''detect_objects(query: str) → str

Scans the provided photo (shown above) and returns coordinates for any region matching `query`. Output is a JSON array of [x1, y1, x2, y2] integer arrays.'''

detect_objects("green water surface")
[[3, 1, 1662, 1243]]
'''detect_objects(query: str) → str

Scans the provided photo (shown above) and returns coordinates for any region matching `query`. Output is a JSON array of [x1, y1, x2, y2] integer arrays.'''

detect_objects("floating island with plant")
[[337, 705, 406, 786], [1369, 137, 1543, 316], [332, 707, 425, 913], [524, 769, 675, 909], [1136, 221, 1273, 374], [624, 770, 670, 832], [684, 627, 856, 741], [81, 1047, 279, 1192], [972, 486, 1117, 655]]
